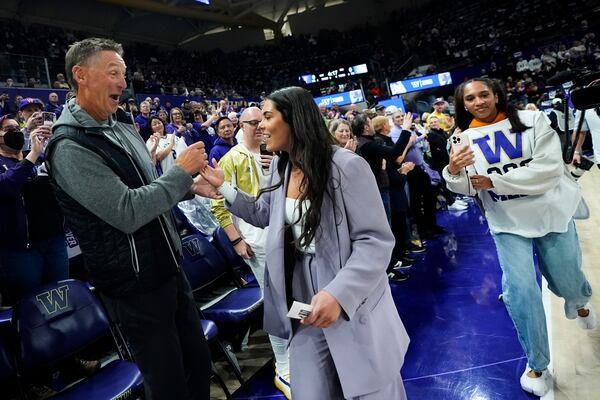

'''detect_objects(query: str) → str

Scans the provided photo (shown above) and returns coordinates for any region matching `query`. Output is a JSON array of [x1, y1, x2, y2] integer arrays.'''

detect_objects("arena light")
[[195, 0, 210, 4]]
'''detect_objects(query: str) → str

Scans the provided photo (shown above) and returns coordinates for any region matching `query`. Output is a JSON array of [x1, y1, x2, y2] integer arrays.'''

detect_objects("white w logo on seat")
[[36, 285, 70, 315], [184, 238, 202, 257]]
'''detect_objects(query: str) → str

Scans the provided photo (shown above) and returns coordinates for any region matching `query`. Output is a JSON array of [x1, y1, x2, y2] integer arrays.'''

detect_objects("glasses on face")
[[242, 120, 261, 127]]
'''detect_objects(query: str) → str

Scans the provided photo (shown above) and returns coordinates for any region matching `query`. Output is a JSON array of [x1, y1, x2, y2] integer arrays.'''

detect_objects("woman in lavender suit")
[[201, 87, 409, 399]]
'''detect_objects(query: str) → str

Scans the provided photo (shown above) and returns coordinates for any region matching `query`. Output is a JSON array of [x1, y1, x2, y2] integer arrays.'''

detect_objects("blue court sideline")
[[232, 203, 539, 400]]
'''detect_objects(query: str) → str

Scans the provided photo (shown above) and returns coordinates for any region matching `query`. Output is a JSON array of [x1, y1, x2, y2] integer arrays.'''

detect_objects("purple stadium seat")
[[12, 279, 144, 399]]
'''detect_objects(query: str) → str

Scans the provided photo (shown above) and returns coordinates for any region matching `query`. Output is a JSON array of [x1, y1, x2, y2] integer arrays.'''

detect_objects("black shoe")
[[388, 271, 410, 282], [409, 244, 426, 253], [402, 256, 415, 264], [393, 261, 411, 271]]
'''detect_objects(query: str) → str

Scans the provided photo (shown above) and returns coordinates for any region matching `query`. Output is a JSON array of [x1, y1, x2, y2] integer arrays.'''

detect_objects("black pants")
[[102, 272, 211, 400], [437, 174, 457, 206], [388, 209, 409, 271], [407, 166, 437, 234]]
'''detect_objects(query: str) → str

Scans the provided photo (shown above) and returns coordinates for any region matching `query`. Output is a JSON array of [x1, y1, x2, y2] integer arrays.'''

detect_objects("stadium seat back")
[[13, 279, 110, 371], [181, 234, 230, 291]]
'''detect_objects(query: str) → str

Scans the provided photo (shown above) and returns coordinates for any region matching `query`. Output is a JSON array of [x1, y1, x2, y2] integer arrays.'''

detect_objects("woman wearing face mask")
[[444, 77, 595, 397], [201, 87, 410, 400], [0, 115, 68, 305]]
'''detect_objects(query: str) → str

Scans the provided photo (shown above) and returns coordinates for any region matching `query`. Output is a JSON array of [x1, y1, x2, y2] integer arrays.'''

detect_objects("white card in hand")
[[286, 301, 313, 319]]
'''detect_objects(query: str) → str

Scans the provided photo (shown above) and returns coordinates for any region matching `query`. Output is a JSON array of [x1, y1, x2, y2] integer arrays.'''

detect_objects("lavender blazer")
[[228, 147, 410, 398]]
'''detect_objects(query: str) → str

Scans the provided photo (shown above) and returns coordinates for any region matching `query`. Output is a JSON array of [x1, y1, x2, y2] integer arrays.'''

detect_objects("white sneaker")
[[577, 303, 597, 330], [454, 199, 469, 206], [448, 202, 468, 211], [520, 368, 552, 397], [274, 369, 291, 399]]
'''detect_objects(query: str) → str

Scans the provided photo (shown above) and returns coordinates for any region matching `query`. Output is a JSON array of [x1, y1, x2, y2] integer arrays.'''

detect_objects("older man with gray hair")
[[45, 38, 219, 400]]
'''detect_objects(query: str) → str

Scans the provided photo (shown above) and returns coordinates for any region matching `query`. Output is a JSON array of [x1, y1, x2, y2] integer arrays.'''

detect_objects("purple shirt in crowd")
[[404, 132, 426, 166]]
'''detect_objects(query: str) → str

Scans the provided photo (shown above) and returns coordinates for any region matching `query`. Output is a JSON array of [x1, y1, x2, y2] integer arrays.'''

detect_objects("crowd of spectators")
[[1, 0, 599, 101], [2, 1, 600, 398]]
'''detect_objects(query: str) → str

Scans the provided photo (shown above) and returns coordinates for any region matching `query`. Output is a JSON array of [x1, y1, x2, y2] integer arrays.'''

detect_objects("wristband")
[[230, 237, 243, 246], [574, 151, 581, 155]]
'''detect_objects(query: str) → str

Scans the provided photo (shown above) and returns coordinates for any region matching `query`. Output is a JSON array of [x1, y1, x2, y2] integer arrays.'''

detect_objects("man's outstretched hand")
[[199, 159, 226, 189], [191, 173, 223, 199]]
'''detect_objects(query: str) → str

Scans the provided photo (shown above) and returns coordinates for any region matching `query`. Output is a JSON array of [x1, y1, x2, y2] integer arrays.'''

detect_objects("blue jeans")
[[492, 220, 592, 371], [0, 234, 69, 304]]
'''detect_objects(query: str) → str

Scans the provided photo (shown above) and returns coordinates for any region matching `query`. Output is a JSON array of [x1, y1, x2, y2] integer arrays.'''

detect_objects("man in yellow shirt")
[[426, 97, 453, 131]]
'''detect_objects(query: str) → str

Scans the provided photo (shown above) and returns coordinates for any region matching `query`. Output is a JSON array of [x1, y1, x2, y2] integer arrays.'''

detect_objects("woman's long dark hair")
[[259, 86, 335, 248], [454, 77, 530, 132]]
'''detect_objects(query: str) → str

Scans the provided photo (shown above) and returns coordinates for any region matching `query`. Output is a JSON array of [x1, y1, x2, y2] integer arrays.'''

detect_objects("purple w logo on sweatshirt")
[[472, 130, 523, 164]]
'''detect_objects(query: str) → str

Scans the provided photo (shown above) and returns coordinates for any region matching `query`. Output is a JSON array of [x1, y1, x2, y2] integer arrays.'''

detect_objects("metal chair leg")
[[211, 365, 232, 400], [218, 340, 246, 389]]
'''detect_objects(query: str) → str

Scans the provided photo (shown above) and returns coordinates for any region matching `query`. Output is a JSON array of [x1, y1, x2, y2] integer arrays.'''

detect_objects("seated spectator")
[[0, 92, 9, 117], [45, 92, 63, 118], [528, 54, 542, 74], [516, 57, 530, 73], [526, 82, 543, 105], [151, 97, 161, 112], [125, 98, 138, 116], [0, 115, 68, 305], [53, 73, 70, 89], [157, 108, 169, 123], [209, 116, 237, 163]]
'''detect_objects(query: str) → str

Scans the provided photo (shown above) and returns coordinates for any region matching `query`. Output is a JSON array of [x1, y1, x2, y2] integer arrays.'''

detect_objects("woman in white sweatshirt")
[[443, 77, 595, 397]]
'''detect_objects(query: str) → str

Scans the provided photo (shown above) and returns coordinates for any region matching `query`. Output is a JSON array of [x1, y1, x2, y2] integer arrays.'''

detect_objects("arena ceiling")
[[1, 0, 373, 47], [0, 0, 344, 45]]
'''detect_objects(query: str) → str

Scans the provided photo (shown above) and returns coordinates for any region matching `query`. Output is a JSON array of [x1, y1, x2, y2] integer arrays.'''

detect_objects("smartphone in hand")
[[41, 112, 56, 127], [450, 132, 470, 153], [259, 143, 273, 156], [259, 143, 273, 170]]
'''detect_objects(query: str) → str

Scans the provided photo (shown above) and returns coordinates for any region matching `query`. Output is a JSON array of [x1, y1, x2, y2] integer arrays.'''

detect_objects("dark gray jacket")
[[46, 98, 193, 297]]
